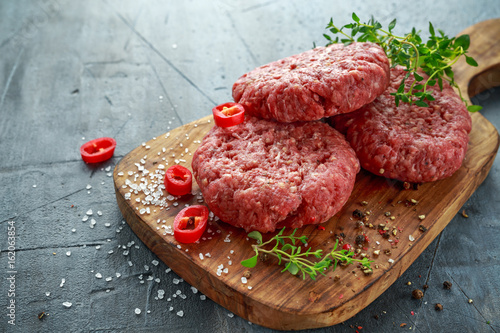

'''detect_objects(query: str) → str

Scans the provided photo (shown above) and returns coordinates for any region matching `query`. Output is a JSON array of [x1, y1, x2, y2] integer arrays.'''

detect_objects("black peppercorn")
[[412, 289, 424, 299], [443, 281, 452, 289]]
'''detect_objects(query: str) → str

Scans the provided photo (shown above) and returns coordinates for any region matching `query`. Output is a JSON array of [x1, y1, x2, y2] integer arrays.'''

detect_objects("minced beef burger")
[[192, 117, 360, 233], [330, 65, 472, 183], [232, 42, 390, 123]]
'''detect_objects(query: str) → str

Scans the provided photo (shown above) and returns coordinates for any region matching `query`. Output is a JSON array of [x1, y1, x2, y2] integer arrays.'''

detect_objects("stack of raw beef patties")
[[192, 42, 471, 233]]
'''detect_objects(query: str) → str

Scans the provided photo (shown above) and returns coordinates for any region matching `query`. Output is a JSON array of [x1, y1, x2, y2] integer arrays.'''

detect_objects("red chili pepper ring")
[[173, 205, 209, 243], [212, 102, 245, 128], [164, 165, 192, 196], [80, 137, 116, 163]]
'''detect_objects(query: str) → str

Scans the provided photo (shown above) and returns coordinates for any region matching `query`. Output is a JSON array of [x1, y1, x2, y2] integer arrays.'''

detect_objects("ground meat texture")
[[330, 66, 472, 183], [192, 117, 360, 233], [232, 42, 390, 123]]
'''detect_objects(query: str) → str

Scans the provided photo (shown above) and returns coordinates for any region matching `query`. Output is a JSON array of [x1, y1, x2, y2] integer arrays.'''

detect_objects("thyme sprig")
[[323, 13, 482, 112], [241, 228, 372, 280]]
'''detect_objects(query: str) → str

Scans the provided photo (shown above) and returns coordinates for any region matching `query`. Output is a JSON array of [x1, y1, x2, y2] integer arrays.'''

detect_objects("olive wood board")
[[113, 19, 500, 331]]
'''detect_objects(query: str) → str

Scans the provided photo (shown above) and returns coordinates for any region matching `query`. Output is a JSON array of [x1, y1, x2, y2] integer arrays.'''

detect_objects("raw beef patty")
[[192, 117, 360, 233], [330, 66, 472, 183], [232, 42, 390, 123]]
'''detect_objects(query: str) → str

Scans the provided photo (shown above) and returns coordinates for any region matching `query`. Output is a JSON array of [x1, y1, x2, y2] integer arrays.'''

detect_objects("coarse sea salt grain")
[[62, 302, 72, 308], [135, 308, 141, 315], [60, 279, 66, 287], [176, 310, 184, 317], [95, 273, 102, 279]]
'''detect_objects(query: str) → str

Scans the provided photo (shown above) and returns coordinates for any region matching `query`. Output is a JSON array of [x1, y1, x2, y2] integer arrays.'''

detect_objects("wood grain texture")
[[113, 20, 500, 330]]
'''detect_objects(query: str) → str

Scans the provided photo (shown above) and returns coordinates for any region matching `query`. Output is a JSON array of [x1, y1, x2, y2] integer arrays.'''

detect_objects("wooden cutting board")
[[113, 19, 500, 330]]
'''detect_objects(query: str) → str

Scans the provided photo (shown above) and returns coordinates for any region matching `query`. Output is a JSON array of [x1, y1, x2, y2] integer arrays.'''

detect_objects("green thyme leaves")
[[241, 228, 372, 280], [324, 13, 482, 112]]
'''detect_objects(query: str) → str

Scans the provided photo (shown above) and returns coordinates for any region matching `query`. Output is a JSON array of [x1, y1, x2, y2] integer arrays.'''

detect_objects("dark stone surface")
[[1, 1, 499, 332]]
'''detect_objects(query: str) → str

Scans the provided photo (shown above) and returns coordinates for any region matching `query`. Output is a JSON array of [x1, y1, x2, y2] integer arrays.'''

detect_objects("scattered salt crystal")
[[105, 223, 111, 227], [116, 273, 121, 278], [128, 261, 133, 267], [95, 273, 102, 279], [97, 211, 103, 216], [71, 228, 76, 233], [90, 219, 97, 228], [199, 253, 204, 260], [45, 292, 51, 296], [388, 259, 395, 264], [96, 245, 101, 250], [409, 235, 415, 242], [105, 277, 112, 282], [152, 260, 159, 266], [33, 184, 37, 188], [66, 251, 71, 256], [62, 302, 72, 308], [60, 279, 65, 287], [144, 265, 150, 271], [135, 308, 141, 315], [176, 310, 184, 317], [86, 209, 93, 216], [173, 278, 180, 284], [200, 295, 206, 300], [191, 286, 198, 294], [241, 277, 248, 284], [228, 313, 234, 318], [82, 215, 89, 222]]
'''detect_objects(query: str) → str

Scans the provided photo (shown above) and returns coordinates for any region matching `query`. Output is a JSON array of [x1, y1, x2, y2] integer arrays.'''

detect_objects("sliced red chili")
[[80, 137, 116, 163], [212, 102, 245, 128], [164, 165, 192, 196], [173, 205, 209, 243]]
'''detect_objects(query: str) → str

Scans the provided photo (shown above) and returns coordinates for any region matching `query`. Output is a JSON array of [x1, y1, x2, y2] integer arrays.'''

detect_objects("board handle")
[[453, 18, 500, 103]]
